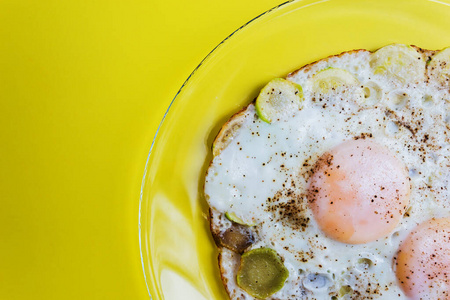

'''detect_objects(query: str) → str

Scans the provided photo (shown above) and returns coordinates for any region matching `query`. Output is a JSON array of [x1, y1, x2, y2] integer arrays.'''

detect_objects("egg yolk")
[[396, 218, 450, 299], [307, 139, 410, 244]]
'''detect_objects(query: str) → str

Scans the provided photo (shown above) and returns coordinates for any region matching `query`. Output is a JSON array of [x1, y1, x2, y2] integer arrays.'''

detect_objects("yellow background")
[[0, 0, 282, 298]]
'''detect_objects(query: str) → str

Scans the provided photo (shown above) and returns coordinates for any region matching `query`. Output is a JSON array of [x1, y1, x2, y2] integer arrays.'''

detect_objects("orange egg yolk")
[[307, 139, 410, 244], [396, 218, 450, 300]]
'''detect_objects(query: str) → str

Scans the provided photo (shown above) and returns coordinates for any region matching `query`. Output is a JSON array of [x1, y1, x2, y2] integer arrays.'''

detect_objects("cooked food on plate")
[[204, 44, 450, 299]]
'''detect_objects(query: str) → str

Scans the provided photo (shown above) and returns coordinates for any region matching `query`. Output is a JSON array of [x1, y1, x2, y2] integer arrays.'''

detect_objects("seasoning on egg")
[[205, 44, 450, 299]]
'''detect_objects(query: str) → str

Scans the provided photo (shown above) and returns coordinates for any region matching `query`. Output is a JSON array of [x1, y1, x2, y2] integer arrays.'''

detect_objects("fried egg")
[[204, 45, 450, 300]]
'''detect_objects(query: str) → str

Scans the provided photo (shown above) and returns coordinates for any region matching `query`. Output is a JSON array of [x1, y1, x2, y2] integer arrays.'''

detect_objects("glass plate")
[[139, 0, 450, 299]]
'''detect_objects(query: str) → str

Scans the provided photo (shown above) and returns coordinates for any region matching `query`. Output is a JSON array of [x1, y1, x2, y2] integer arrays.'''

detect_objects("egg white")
[[205, 49, 450, 299]]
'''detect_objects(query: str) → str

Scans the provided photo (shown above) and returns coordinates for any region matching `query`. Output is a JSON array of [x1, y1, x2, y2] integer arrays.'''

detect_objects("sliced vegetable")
[[225, 212, 256, 226], [237, 248, 289, 299], [339, 285, 353, 297], [356, 258, 373, 271], [255, 78, 303, 124], [369, 44, 425, 85], [310, 68, 361, 94]]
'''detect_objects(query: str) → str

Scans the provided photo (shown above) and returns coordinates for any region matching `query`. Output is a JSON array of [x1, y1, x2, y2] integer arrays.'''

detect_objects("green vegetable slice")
[[255, 78, 303, 124], [356, 258, 373, 271], [225, 212, 256, 226], [237, 248, 289, 299], [428, 47, 450, 88], [369, 44, 425, 85], [339, 285, 353, 297], [310, 68, 361, 94]]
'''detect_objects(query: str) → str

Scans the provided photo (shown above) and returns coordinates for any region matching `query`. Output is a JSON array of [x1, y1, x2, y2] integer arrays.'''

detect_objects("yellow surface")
[[0, 0, 281, 299], [139, 0, 450, 299], [3, 0, 450, 299]]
